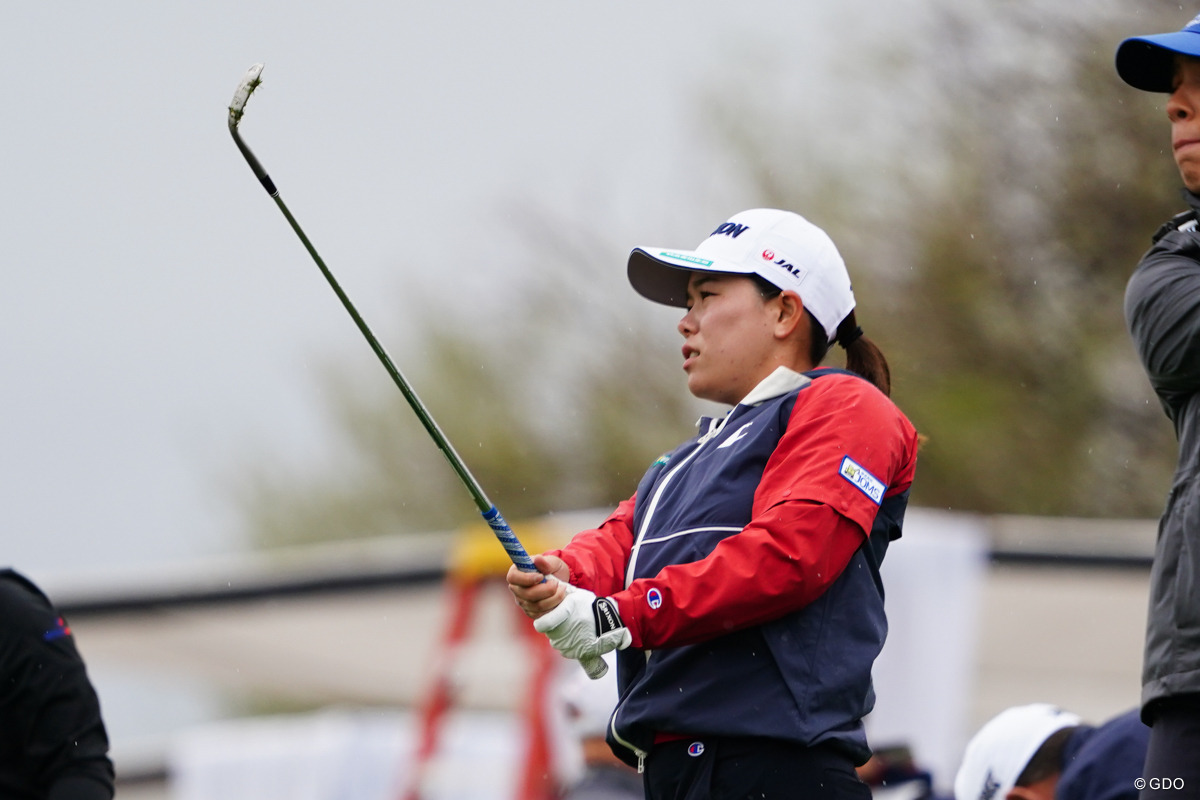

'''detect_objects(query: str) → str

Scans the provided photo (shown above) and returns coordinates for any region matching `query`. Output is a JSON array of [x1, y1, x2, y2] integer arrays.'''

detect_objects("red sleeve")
[[753, 375, 917, 531], [546, 495, 637, 597], [611, 376, 919, 649]]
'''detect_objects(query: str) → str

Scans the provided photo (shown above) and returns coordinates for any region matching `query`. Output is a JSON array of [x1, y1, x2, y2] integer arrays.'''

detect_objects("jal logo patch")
[[647, 587, 663, 609], [839, 456, 884, 505], [771, 256, 805, 281], [688, 742, 705, 757]]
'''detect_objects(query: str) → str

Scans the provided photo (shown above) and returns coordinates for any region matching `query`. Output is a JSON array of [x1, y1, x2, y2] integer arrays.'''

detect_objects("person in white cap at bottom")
[[955, 704, 1149, 800], [508, 209, 920, 799], [559, 653, 643, 800]]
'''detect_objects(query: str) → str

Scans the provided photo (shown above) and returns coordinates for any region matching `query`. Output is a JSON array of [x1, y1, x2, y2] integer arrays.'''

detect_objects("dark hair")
[[1015, 727, 1077, 787], [751, 275, 893, 397]]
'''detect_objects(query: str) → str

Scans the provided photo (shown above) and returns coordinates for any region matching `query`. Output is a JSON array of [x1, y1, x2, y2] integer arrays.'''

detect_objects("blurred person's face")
[[1006, 773, 1058, 800], [678, 272, 800, 405], [1167, 55, 1200, 192]]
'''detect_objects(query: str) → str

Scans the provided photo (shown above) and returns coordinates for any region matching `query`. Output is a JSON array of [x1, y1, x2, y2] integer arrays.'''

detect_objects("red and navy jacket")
[[550, 366, 919, 767]]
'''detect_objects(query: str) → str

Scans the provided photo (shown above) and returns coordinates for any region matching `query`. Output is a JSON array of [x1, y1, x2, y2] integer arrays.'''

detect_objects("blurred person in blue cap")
[[954, 704, 1148, 800], [1117, 11, 1200, 796]]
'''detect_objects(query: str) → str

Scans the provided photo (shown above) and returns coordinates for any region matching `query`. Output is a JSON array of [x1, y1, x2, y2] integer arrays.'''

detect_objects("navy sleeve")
[[0, 571, 114, 800], [1056, 709, 1149, 800]]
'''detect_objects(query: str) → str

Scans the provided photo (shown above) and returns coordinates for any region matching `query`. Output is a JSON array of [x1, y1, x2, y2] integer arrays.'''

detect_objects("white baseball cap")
[[954, 704, 1082, 800], [627, 208, 856, 343]]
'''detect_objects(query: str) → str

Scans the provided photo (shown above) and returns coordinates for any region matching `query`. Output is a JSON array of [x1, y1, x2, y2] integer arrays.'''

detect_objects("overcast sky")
[[2, 1, 938, 581]]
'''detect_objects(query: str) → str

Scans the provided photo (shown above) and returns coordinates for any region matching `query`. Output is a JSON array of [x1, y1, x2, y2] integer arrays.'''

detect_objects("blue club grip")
[[483, 506, 609, 679], [482, 506, 538, 572]]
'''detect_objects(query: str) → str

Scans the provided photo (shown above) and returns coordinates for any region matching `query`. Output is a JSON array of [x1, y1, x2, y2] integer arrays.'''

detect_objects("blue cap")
[[1116, 13, 1200, 92]]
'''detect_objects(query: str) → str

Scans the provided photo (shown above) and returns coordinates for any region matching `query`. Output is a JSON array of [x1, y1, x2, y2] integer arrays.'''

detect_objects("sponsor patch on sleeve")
[[839, 456, 885, 505]]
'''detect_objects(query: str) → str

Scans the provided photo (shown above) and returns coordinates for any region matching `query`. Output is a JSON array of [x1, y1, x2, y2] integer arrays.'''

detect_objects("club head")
[[228, 63, 265, 131]]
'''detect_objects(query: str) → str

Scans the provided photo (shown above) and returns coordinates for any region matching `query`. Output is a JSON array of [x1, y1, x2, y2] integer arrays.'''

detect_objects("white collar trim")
[[739, 366, 812, 407]]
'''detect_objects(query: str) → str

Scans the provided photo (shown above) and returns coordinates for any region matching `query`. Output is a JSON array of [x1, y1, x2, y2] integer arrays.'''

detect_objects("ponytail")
[[752, 275, 892, 396], [835, 311, 891, 396], [806, 310, 892, 396]]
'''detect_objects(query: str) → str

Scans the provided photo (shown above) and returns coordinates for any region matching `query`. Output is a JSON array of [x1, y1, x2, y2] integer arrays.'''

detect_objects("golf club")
[[227, 63, 605, 679]]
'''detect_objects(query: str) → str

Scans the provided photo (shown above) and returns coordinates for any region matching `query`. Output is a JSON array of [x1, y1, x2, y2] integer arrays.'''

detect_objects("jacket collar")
[[695, 366, 815, 438], [739, 366, 812, 407]]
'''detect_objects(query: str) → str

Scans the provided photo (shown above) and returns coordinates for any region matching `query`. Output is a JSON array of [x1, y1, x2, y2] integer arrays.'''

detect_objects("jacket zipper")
[[610, 712, 648, 773], [610, 412, 735, 770], [624, 413, 731, 588]]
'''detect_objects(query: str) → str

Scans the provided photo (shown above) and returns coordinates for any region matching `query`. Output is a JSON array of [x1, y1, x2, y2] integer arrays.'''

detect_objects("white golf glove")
[[534, 586, 632, 662]]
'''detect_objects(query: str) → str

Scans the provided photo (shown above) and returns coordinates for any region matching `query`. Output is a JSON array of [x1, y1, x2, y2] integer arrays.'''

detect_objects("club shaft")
[[229, 114, 539, 573], [272, 195, 489, 506], [227, 64, 607, 678]]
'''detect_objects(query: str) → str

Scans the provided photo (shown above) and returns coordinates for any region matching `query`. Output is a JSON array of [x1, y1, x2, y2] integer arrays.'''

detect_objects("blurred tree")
[[234, 217, 700, 548], [702, 1, 1186, 516], [236, 2, 1192, 549]]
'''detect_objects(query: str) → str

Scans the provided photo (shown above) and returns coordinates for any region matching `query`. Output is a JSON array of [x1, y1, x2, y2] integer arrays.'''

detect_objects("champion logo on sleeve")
[[839, 456, 885, 505]]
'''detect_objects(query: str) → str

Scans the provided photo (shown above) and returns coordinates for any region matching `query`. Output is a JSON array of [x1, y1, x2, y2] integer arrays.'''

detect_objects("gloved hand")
[[534, 586, 632, 663]]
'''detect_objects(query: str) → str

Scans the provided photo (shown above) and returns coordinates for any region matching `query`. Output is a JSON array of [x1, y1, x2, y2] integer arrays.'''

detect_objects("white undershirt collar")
[[738, 365, 812, 407]]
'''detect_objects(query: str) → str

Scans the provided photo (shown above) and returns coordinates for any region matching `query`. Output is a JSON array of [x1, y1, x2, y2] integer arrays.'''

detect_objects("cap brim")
[[1116, 32, 1200, 92], [627, 247, 755, 307]]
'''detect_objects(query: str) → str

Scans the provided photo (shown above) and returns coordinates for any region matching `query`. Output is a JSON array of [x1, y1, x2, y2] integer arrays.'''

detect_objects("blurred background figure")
[[856, 744, 949, 800], [954, 703, 1148, 800], [1, 567, 114, 800], [557, 653, 641, 800]]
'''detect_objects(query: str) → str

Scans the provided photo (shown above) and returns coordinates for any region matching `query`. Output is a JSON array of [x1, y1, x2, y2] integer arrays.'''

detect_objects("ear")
[[772, 291, 806, 340]]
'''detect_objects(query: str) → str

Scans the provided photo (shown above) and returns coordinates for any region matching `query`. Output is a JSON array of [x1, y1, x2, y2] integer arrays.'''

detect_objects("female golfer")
[[508, 208, 919, 799]]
